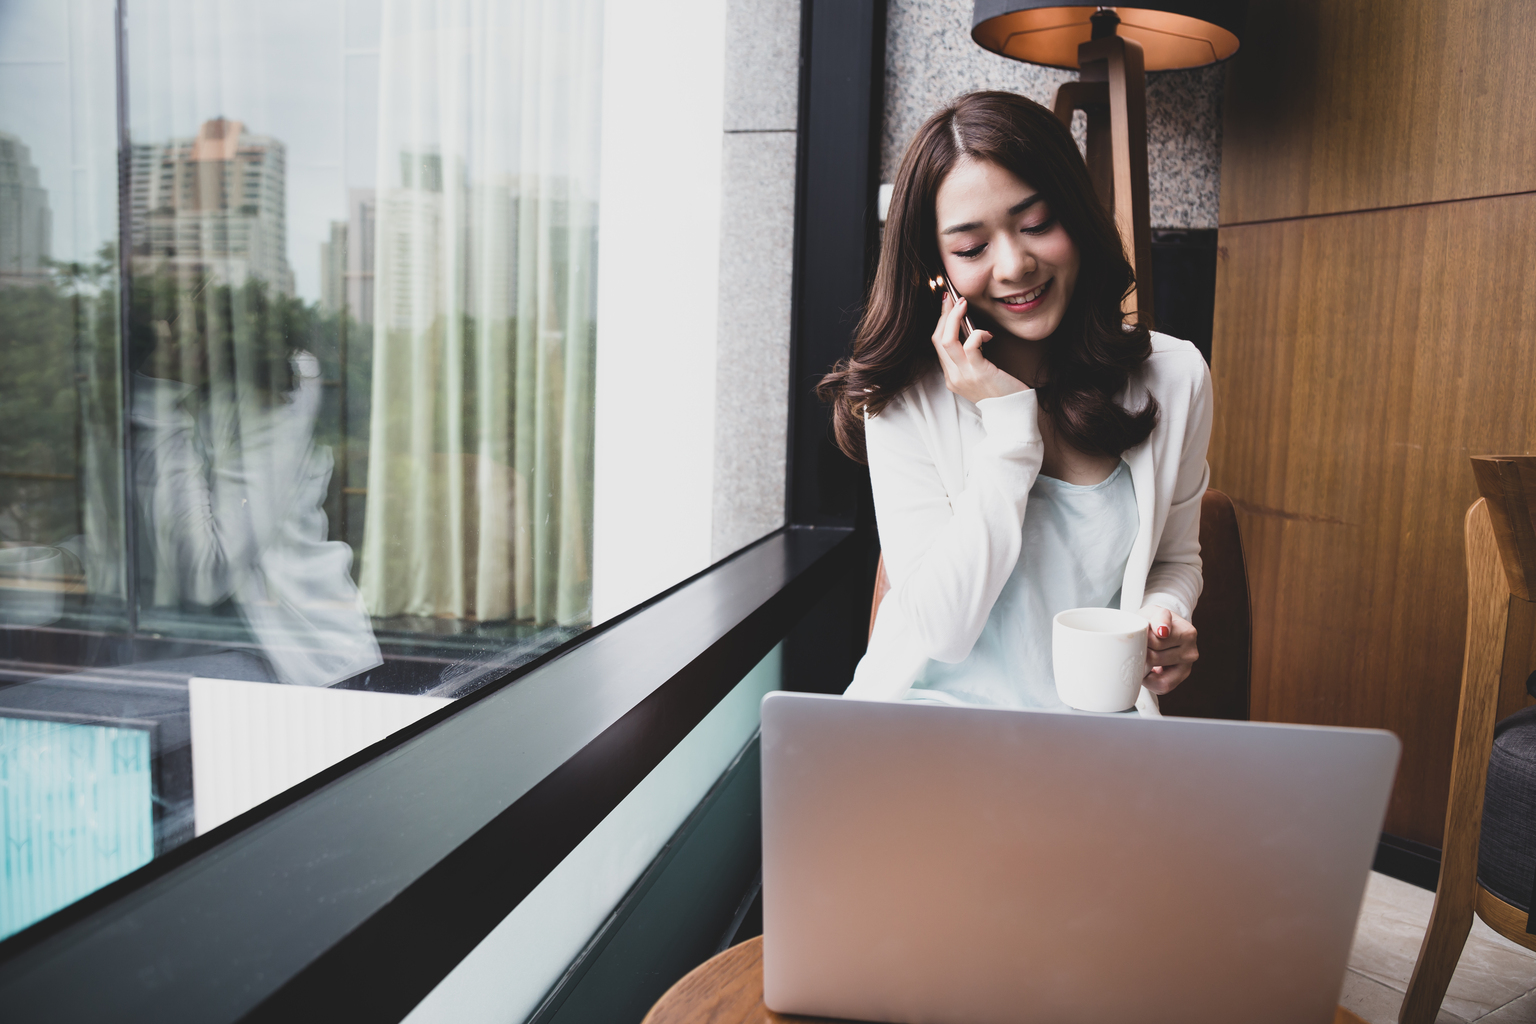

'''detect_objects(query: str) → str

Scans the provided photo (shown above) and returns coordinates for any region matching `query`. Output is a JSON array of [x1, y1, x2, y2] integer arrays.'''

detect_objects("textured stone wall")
[[882, 0, 1225, 229], [711, 0, 799, 561]]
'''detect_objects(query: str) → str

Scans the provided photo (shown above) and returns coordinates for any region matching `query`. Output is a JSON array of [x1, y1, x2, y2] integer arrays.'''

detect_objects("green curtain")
[[360, 0, 600, 628]]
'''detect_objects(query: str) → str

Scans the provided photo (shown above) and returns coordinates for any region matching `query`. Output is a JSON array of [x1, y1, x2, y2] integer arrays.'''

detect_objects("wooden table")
[[642, 936, 1370, 1024]]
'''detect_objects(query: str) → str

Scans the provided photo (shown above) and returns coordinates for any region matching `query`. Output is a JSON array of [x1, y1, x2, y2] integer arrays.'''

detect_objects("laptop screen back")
[[760, 693, 1399, 1024]]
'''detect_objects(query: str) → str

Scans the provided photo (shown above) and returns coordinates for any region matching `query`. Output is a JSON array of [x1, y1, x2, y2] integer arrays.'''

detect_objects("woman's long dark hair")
[[819, 90, 1157, 463]]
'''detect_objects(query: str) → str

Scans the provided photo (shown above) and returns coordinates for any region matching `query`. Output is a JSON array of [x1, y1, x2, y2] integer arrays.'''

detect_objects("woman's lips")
[[997, 278, 1051, 312]]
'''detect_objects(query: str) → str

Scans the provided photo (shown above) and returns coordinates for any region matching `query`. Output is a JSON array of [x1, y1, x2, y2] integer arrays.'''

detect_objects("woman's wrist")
[[1139, 597, 1190, 624], [981, 377, 1029, 401]]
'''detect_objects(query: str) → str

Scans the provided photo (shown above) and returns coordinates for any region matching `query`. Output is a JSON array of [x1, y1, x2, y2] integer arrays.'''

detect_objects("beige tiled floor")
[[1341, 873, 1536, 1023]]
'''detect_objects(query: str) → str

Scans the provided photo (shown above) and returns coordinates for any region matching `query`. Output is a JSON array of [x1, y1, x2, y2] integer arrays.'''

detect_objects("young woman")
[[821, 91, 1210, 712]]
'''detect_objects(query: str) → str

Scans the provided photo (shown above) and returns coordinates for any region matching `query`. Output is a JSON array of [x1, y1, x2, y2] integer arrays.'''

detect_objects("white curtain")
[[361, 0, 601, 627]]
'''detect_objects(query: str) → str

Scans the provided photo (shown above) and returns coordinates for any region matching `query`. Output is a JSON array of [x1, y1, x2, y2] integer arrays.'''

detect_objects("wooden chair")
[[867, 487, 1251, 720], [1400, 456, 1536, 1024]]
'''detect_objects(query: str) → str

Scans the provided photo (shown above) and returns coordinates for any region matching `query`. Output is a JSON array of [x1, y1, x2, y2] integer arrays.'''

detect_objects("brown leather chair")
[[867, 488, 1251, 720]]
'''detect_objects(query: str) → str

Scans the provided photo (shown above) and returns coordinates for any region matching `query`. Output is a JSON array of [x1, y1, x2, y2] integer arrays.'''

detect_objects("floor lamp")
[[970, 3, 1244, 324]]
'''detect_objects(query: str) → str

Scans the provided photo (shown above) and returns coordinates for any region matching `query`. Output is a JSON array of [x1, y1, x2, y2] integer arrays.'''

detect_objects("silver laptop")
[[760, 692, 1399, 1024]]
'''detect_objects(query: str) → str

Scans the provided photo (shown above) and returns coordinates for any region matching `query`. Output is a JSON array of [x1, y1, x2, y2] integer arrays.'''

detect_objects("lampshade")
[[971, 3, 1243, 71]]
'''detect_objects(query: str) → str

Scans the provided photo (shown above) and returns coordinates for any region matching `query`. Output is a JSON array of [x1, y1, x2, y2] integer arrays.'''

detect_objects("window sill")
[[0, 525, 859, 1024]]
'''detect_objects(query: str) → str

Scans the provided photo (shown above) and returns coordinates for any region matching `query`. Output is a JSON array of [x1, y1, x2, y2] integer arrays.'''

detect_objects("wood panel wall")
[[1211, 0, 1536, 845]]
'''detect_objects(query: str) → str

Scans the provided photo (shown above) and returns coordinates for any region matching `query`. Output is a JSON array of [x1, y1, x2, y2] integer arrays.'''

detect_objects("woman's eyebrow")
[[939, 193, 1043, 235], [1008, 193, 1044, 216]]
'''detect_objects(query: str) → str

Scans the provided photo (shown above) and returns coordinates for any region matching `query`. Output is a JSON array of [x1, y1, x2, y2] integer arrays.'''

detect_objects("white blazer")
[[846, 332, 1213, 702]]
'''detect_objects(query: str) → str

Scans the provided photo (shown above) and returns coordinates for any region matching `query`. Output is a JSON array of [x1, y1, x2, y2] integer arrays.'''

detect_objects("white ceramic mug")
[[1051, 607, 1149, 713]]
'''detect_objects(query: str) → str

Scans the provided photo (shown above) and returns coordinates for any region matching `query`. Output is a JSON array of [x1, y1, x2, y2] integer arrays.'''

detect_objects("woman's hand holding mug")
[[1140, 604, 1198, 694], [930, 294, 1028, 405]]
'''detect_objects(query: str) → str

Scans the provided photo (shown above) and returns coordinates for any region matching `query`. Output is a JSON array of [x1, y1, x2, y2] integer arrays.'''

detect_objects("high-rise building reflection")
[[318, 188, 376, 324], [129, 118, 294, 295], [0, 132, 52, 287]]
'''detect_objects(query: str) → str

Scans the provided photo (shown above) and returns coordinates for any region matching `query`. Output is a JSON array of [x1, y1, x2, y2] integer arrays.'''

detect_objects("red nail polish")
[[1157, 626, 1169, 638]]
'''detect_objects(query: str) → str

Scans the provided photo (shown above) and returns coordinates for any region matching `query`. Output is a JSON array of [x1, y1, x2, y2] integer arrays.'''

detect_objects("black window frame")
[[0, 1, 888, 1020]]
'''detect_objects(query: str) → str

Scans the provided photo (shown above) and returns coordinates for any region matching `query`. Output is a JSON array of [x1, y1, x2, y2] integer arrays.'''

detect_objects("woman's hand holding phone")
[[1140, 604, 1198, 694], [930, 294, 1029, 405]]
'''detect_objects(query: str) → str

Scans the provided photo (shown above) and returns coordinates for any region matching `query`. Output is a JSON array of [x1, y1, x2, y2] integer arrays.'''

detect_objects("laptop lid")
[[760, 692, 1399, 1024]]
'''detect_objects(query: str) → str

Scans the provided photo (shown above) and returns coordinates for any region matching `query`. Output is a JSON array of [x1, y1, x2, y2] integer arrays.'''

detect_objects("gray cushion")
[[1478, 705, 1536, 911]]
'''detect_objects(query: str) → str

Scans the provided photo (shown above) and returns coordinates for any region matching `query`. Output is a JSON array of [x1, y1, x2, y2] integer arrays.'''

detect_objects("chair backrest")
[[1473, 456, 1536, 604], [1433, 458, 1536, 900], [865, 487, 1251, 720], [1471, 457, 1536, 730], [1161, 489, 1252, 720]]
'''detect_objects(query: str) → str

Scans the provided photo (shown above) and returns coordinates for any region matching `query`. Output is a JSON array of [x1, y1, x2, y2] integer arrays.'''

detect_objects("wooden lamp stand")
[[1050, 8, 1153, 322]]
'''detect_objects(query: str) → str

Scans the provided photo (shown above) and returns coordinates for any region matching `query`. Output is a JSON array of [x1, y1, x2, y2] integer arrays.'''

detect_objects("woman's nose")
[[994, 239, 1035, 283]]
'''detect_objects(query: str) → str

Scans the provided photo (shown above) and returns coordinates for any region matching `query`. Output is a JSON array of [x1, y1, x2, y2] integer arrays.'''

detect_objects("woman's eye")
[[954, 244, 985, 258], [1022, 216, 1057, 236]]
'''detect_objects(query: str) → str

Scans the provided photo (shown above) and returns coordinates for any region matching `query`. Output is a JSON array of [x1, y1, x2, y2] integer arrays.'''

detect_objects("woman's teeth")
[[1000, 282, 1049, 305]]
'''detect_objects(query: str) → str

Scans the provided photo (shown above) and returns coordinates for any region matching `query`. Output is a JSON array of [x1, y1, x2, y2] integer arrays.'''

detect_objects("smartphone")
[[927, 273, 975, 341]]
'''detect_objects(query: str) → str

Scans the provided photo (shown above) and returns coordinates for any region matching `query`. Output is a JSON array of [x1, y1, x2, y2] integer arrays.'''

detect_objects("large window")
[[0, 0, 770, 944]]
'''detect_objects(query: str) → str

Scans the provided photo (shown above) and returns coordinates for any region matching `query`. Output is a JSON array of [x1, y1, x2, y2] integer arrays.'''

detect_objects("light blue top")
[[908, 459, 1138, 709]]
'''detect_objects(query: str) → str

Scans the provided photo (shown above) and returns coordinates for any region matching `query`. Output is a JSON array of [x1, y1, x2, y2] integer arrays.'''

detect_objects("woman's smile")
[[995, 279, 1051, 313]]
